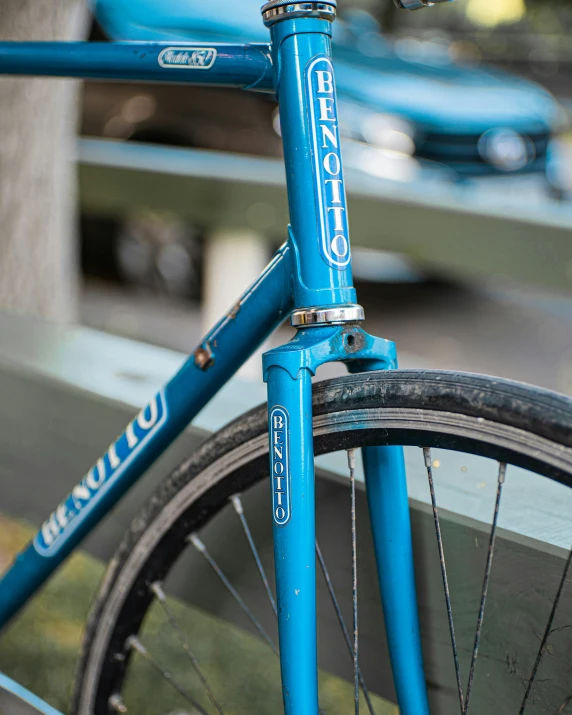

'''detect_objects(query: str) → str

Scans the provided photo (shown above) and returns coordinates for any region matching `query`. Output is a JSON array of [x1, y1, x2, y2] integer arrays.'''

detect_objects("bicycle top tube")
[[263, 0, 360, 318], [0, 42, 275, 91]]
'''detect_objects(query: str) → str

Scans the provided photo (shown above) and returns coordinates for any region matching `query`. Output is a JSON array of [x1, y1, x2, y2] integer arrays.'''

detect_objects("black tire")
[[71, 370, 572, 714]]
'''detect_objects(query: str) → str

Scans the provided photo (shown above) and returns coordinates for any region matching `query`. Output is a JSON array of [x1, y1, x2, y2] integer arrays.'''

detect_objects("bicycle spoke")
[[519, 547, 572, 714], [557, 695, 572, 715], [231, 494, 277, 617], [316, 540, 376, 715], [348, 449, 360, 715], [108, 694, 128, 713], [464, 462, 506, 713], [150, 582, 225, 715], [125, 635, 209, 714], [423, 447, 465, 713], [189, 533, 329, 713], [189, 534, 278, 655]]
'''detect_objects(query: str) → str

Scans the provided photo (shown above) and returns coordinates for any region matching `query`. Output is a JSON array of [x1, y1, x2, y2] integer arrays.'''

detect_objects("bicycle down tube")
[[0, 244, 293, 626]]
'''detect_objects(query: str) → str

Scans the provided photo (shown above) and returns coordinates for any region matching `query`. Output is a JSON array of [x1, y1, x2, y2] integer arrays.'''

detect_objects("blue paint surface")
[[0, 41, 274, 91], [263, 321, 397, 713], [267, 366, 318, 715], [272, 19, 357, 309], [362, 446, 430, 715], [0, 244, 293, 627], [0, 673, 63, 715]]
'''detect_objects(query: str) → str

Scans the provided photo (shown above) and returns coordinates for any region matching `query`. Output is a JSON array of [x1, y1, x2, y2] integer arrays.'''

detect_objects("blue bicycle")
[[1, 1, 572, 714]]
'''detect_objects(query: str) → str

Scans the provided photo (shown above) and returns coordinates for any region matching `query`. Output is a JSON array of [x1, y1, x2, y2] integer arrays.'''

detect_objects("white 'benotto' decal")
[[270, 406, 291, 526], [34, 392, 168, 557], [306, 56, 351, 270]]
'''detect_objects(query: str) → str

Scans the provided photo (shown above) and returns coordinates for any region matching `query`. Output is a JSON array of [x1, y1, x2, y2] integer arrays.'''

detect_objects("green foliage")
[[0, 517, 398, 714]]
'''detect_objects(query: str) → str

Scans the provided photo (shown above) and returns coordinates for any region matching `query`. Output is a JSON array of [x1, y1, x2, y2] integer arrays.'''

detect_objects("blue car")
[[92, 0, 566, 185]]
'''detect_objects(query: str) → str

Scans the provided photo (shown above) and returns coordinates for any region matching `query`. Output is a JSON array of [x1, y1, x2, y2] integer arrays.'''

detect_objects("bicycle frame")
[[0, 6, 428, 714]]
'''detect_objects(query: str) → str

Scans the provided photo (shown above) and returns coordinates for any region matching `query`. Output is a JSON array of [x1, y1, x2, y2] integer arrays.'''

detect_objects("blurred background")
[[2, 0, 572, 388], [77, 0, 572, 390], [1, 0, 572, 712]]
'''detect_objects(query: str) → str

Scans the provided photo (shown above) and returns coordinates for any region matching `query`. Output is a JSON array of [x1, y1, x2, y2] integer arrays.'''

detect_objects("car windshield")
[[95, 1, 400, 51], [94, 0, 270, 42]]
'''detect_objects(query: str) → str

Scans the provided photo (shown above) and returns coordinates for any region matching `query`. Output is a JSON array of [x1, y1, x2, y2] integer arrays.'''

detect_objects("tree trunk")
[[0, 1, 86, 323]]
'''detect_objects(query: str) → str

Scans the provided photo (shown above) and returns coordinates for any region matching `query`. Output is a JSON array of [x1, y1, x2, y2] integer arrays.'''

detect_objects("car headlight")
[[477, 128, 534, 172]]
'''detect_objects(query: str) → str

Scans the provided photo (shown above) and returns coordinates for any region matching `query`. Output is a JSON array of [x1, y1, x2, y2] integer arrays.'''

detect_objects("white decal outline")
[[270, 406, 291, 527], [33, 391, 169, 557], [158, 47, 217, 70], [306, 56, 351, 269]]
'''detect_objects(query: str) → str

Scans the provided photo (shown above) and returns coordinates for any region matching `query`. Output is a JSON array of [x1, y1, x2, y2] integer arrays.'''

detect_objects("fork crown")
[[263, 325, 397, 382]]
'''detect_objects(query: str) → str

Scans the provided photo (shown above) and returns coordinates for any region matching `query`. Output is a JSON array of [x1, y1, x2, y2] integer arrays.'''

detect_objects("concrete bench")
[[78, 137, 572, 300]]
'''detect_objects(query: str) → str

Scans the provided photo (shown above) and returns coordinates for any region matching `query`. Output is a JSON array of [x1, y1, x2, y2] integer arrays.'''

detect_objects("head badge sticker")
[[158, 47, 217, 70]]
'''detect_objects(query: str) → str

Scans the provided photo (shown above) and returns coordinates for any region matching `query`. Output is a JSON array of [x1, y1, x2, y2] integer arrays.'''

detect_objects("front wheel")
[[72, 370, 572, 715]]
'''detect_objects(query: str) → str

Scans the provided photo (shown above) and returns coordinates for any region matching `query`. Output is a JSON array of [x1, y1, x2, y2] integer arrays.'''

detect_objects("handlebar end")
[[394, 0, 454, 10]]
